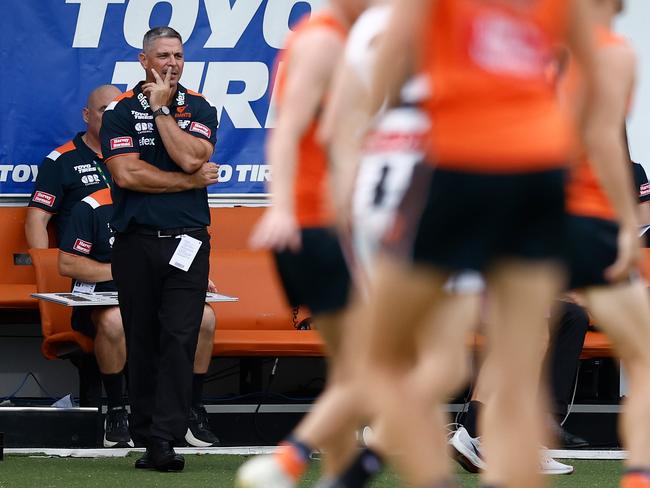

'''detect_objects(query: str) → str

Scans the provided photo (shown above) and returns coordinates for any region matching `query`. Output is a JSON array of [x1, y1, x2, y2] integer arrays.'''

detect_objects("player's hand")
[[190, 162, 219, 188], [605, 225, 640, 282], [207, 279, 217, 293], [142, 68, 174, 111], [249, 208, 301, 252]]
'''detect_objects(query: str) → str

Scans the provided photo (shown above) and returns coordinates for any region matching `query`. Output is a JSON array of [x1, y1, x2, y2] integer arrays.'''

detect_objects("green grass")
[[0, 455, 623, 488]]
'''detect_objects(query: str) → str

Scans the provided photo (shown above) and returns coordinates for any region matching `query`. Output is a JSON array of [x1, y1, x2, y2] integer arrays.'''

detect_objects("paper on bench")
[[32, 291, 237, 307]]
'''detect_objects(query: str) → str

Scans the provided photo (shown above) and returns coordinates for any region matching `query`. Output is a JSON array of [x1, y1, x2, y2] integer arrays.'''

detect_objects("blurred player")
[[560, 1, 650, 487], [320, 2, 483, 485], [236, 2, 367, 487], [338, 0, 621, 487]]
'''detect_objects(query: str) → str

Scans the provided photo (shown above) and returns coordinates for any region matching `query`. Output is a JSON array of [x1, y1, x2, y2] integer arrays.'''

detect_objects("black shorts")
[[274, 228, 352, 316], [567, 215, 619, 290], [71, 307, 98, 338], [386, 165, 567, 272]]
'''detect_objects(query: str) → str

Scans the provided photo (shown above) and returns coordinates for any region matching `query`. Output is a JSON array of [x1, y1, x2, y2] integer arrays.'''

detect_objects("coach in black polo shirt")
[[100, 26, 218, 471]]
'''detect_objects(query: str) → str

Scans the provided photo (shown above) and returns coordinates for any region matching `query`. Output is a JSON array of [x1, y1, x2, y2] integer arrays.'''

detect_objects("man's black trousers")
[[112, 229, 210, 444]]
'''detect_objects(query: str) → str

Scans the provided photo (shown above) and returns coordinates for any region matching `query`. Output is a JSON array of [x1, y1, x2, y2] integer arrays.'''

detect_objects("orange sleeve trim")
[[113, 90, 135, 102], [186, 89, 205, 99], [54, 140, 76, 155], [104, 152, 139, 164]]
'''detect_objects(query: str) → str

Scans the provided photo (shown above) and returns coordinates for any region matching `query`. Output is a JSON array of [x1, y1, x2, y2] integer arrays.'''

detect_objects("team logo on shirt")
[[32, 191, 56, 207], [73, 238, 92, 254], [134, 122, 154, 133], [175, 106, 192, 119], [110, 137, 133, 150], [189, 122, 211, 138], [131, 110, 153, 120]]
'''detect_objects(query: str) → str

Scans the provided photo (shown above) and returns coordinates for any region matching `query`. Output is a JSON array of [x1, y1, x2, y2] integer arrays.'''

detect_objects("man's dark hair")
[[143, 26, 183, 51]]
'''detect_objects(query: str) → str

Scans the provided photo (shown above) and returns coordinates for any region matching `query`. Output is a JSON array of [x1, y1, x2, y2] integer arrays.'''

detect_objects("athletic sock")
[[101, 372, 124, 409], [192, 373, 205, 407], [274, 435, 312, 482], [463, 400, 483, 438], [622, 468, 650, 488], [336, 447, 384, 487]]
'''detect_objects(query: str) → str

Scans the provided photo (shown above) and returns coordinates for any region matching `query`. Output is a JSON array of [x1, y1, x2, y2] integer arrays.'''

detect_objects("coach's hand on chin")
[[142, 68, 174, 112]]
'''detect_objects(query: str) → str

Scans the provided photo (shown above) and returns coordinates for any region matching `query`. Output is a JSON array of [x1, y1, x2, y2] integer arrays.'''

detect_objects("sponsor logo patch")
[[137, 92, 150, 110], [139, 137, 155, 146], [131, 110, 153, 120], [189, 122, 211, 138], [32, 191, 56, 207], [110, 137, 133, 150], [73, 238, 92, 254], [177, 120, 191, 129], [135, 122, 154, 133], [641, 183, 650, 197]]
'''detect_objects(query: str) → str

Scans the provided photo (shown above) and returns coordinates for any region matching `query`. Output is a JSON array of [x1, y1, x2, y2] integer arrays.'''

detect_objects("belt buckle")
[[157, 230, 173, 238]]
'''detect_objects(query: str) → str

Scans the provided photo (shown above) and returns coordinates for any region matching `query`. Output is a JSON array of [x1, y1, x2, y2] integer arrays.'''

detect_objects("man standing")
[[101, 26, 219, 471], [26, 84, 120, 248], [58, 186, 220, 449]]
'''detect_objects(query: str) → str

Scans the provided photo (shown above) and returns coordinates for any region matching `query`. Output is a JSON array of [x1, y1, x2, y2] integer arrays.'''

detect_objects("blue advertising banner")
[[0, 0, 324, 196]]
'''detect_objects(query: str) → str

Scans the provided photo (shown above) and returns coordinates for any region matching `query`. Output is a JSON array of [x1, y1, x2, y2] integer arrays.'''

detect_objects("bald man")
[[26, 84, 121, 248]]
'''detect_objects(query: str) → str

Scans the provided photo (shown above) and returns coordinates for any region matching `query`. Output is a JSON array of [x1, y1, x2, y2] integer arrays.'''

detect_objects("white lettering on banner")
[[264, 61, 283, 129], [0, 165, 39, 183], [113, 62, 204, 92], [123, 0, 200, 49], [263, 0, 324, 49], [69, 0, 324, 49], [204, 0, 263, 48], [113, 62, 270, 128], [217, 165, 233, 182], [214, 164, 270, 184], [67, 0, 125, 48], [230, 164, 271, 183], [203, 62, 269, 129]]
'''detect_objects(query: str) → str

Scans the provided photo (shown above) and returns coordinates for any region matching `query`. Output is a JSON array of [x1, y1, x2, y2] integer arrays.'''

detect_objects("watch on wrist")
[[152, 106, 171, 118]]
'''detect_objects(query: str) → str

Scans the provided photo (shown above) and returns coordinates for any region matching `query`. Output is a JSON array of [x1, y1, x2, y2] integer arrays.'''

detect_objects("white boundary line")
[[5, 447, 278, 458], [4, 447, 626, 460], [546, 450, 627, 460]]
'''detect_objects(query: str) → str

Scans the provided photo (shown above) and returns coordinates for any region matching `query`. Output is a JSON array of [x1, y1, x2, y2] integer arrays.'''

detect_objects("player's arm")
[[58, 204, 112, 282], [25, 209, 52, 249], [144, 69, 214, 173], [267, 29, 344, 212], [320, 58, 372, 233], [250, 28, 345, 251], [369, 0, 434, 111], [568, 0, 640, 279], [59, 251, 113, 283], [106, 154, 218, 193]]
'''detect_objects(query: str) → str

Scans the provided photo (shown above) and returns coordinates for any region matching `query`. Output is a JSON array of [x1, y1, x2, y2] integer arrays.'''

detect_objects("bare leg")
[[359, 256, 459, 486], [582, 281, 650, 469], [92, 306, 126, 374], [194, 305, 216, 374], [480, 260, 563, 488]]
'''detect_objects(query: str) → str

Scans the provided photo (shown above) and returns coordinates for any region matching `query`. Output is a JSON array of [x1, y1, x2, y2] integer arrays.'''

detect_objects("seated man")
[[58, 187, 219, 448]]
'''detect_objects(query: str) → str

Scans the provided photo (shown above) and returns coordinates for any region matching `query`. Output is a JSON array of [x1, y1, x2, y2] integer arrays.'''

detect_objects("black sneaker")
[[185, 405, 220, 447], [104, 407, 134, 448]]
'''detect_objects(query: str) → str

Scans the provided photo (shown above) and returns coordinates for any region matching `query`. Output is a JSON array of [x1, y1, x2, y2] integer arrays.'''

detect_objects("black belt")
[[127, 225, 205, 238]]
